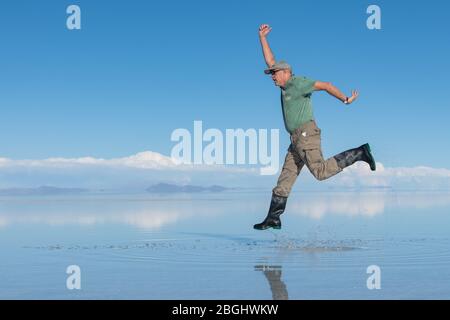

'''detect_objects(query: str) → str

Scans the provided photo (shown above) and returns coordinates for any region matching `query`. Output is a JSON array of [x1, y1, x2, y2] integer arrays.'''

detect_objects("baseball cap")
[[264, 61, 292, 74]]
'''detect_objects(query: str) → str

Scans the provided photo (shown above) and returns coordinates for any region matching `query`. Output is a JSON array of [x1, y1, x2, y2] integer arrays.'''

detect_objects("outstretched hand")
[[347, 90, 359, 104], [259, 24, 272, 38]]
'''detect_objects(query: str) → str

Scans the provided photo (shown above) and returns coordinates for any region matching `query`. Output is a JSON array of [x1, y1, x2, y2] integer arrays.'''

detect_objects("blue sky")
[[1, 0, 449, 169]]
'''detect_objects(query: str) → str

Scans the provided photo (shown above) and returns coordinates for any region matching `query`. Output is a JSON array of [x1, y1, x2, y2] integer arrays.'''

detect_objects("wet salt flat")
[[0, 191, 450, 299]]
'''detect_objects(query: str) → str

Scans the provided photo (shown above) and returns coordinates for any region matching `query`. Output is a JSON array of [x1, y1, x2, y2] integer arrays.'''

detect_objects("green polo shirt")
[[280, 76, 316, 134]]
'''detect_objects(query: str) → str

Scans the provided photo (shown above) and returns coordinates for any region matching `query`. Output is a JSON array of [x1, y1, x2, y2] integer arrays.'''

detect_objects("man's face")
[[271, 69, 291, 87]]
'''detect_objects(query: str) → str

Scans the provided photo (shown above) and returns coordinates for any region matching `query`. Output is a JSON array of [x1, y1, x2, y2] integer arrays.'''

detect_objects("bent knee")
[[309, 165, 328, 181], [313, 172, 327, 181]]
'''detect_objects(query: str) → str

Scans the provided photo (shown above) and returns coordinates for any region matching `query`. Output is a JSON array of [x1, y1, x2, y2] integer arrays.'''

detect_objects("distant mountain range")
[[146, 183, 228, 193], [0, 186, 88, 196], [0, 184, 230, 195]]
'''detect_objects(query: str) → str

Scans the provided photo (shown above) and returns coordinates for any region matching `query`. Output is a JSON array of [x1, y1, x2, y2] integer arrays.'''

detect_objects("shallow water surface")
[[0, 191, 449, 299]]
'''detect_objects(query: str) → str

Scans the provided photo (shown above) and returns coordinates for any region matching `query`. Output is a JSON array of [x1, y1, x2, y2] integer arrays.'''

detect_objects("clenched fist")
[[259, 24, 272, 38]]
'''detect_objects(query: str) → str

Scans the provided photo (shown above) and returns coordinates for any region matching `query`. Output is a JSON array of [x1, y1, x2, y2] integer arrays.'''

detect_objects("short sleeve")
[[296, 77, 316, 96]]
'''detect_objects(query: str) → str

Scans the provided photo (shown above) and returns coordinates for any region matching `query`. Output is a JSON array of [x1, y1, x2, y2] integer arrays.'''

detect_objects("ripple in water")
[[24, 232, 450, 271], [23, 232, 378, 268]]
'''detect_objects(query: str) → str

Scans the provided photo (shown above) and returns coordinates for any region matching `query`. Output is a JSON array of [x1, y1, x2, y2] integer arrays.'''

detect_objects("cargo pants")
[[273, 120, 343, 198]]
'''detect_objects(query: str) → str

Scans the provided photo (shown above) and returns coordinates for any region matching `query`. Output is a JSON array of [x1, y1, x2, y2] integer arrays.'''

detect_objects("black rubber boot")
[[334, 143, 376, 171], [253, 194, 288, 230]]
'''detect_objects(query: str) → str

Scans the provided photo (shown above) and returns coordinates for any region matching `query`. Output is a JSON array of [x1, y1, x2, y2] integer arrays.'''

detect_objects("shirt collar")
[[282, 75, 295, 91]]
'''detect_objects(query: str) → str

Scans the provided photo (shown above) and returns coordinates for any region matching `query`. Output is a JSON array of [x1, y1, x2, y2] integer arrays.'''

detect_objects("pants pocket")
[[299, 132, 321, 150]]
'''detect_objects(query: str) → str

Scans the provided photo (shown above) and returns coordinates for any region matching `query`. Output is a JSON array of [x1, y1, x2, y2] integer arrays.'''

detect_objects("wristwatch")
[[344, 97, 349, 104]]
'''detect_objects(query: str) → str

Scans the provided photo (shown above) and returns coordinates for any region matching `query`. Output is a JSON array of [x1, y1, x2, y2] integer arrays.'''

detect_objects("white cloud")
[[0, 158, 11, 167], [0, 152, 450, 190], [343, 161, 450, 178], [0, 151, 257, 173], [0, 151, 177, 169], [326, 161, 450, 189]]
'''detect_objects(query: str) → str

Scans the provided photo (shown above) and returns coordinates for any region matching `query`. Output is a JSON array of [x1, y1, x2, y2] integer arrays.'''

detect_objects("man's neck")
[[280, 76, 293, 89]]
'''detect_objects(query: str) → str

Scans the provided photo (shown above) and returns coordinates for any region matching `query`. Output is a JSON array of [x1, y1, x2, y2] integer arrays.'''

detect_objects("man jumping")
[[254, 24, 377, 231]]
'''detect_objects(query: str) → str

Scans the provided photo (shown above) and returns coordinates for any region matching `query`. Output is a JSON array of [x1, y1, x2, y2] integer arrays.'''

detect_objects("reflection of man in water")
[[255, 265, 288, 300], [254, 24, 376, 231]]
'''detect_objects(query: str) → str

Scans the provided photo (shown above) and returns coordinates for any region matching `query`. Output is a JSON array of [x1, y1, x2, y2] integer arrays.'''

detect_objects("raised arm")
[[314, 81, 359, 105], [259, 24, 276, 68]]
